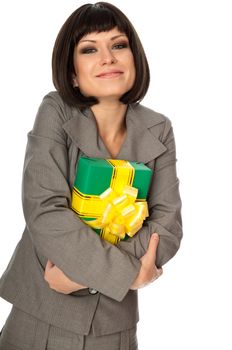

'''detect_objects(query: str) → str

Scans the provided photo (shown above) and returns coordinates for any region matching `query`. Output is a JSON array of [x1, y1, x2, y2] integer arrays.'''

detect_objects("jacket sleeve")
[[117, 117, 183, 268], [22, 94, 141, 302]]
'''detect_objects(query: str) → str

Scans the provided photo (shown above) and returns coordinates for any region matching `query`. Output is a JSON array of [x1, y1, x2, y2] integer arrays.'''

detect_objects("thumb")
[[45, 259, 54, 271], [146, 233, 159, 261]]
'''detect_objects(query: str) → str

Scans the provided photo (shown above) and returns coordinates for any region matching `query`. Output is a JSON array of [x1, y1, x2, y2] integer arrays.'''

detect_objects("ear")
[[72, 74, 78, 88]]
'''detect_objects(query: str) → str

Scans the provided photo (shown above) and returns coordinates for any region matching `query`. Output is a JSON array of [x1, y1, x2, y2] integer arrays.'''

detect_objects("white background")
[[0, 1, 231, 349]]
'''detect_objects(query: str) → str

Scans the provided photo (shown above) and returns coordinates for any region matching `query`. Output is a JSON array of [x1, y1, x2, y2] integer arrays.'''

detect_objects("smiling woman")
[[72, 29, 136, 101], [52, 2, 150, 109], [0, 2, 182, 350]]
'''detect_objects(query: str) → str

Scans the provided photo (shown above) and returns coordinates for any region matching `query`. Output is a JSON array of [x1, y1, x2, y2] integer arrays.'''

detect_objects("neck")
[[90, 101, 128, 139]]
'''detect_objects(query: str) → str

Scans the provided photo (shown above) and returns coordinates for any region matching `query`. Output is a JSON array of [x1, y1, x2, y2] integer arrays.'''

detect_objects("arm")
[[22, 94, 141, 302], [117, 117, 183, 267], [44, 233, 163, 294]]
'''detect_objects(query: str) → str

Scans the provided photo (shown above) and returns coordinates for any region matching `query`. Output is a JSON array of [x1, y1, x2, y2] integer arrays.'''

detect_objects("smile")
[[96, 71, 123, 78]]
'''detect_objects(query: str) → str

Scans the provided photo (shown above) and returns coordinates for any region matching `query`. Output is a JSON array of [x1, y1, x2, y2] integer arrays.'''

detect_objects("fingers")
[[156, 267, 163, 279], [152, 233, 159, 241], [151, 267, 163, 283], [44, 260, 55, 276], [146, 233, 159, 261], [46, 260, 54, 268]]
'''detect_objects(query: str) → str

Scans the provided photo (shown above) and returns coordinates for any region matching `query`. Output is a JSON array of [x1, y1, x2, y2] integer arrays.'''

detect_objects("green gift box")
[[71, 157, 152, 244]]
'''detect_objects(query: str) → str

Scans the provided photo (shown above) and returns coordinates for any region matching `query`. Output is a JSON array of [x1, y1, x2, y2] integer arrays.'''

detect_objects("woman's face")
[[73, 27, 136, 102]]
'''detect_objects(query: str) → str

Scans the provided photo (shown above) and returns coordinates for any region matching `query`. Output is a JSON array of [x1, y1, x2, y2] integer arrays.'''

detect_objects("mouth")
[[96, 71, 123, 78]]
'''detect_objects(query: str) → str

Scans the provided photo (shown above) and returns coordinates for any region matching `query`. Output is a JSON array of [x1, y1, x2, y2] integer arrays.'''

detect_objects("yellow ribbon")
[[87, 185, 149, 241]]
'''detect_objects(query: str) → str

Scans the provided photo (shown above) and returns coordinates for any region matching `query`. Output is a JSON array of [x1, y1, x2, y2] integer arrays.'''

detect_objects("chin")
[[96, 88, 130, 99]]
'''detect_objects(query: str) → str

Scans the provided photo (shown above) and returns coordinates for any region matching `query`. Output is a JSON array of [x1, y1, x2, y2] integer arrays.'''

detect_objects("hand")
[[44, 260, 87, 294], [130, 233, 163, 290]]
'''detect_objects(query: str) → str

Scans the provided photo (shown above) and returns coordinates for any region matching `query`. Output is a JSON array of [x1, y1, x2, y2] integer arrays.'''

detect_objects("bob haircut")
[[52, 2, 150, 108]]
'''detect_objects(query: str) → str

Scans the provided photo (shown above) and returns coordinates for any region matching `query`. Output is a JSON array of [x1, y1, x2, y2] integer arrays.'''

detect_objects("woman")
[[0, 2, 182, 349]]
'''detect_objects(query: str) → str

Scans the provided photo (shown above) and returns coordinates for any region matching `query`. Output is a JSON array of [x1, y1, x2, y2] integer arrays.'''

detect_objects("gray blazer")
[[0, 92, 182, 336]]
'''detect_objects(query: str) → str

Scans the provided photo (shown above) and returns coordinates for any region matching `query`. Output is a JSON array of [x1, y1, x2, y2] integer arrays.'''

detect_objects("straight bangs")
[[72, 5, 130, 44]]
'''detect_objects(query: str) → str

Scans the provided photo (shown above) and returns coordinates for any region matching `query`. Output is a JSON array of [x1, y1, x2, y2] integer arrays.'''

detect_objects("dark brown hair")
[[52, 2, 150, 108]]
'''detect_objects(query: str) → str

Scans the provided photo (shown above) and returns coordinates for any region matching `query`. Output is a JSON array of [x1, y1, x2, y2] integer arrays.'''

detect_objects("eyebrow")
[[79, 34, 127, 44]]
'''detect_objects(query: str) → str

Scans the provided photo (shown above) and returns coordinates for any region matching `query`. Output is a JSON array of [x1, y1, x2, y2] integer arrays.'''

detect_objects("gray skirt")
[[0, 306, 138, 350]]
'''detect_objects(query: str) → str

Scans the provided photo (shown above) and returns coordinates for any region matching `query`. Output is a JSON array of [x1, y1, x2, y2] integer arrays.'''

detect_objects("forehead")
[[79, 28, 127, 43]]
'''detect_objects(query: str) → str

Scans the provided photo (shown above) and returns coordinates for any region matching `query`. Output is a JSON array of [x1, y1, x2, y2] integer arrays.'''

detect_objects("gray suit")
[[0, 92, 182, 337]]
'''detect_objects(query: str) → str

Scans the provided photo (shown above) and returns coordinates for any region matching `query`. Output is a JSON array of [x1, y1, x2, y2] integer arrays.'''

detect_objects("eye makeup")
[[78, 41, 129, 55]]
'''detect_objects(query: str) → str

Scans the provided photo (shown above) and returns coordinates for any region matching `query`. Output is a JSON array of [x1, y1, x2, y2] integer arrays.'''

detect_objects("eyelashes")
[[80, 48, 96, 54], [79, 42, 129, 54], [113, 42, 129, 50]]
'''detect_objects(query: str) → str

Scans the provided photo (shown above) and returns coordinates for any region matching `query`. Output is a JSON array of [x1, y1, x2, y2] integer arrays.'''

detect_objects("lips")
[[96, 70, 123, 78]]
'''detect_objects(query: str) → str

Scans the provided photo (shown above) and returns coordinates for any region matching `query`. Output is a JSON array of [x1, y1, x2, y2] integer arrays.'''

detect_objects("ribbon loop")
[[88, 185, 149, 242]]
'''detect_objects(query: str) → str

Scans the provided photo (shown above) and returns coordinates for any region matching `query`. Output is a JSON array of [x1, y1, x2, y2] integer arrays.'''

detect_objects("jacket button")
[[88, 288, 98, 295]]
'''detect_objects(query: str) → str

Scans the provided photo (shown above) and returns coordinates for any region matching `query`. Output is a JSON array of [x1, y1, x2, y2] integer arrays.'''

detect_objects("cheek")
[[74, 61, 95, 96], [127, 54, 136, 81], [131, 65, 136, 82], [128, 60, 136, 86], [74, 56, 91, 81], [75, 63, 86, 82]]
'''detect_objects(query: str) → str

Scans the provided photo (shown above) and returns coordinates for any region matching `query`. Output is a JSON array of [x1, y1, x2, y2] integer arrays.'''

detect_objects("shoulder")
[[31, 91, 75, 143], [38, 91, 74, 123], [129, 103, 173, 141]]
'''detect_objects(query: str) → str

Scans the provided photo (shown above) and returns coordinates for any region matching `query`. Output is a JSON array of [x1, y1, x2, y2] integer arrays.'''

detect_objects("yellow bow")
[[87, 185, 149, 240]]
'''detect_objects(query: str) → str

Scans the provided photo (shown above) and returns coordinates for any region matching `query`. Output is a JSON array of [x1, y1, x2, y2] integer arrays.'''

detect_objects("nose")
[[100, 48, 117, 65]]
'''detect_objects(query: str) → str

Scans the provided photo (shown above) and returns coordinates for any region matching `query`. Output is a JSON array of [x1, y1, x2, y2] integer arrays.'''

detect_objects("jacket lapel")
[[62, 107, 110, 158], [117, 105, 167, 163], [62, 104, 167, 164]]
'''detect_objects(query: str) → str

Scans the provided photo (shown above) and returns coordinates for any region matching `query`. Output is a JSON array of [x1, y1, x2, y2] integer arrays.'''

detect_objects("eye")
[[112, 42, 129, 50], [80, 47, 97, 54]]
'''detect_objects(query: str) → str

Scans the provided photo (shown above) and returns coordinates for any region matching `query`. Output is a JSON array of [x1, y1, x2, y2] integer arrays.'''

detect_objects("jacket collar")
[[62, 104, 167, 164]]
